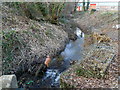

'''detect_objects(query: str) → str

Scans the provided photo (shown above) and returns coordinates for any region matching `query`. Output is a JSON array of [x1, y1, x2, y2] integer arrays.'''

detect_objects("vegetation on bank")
[[2, 2, 118, 88], [3, 2, 76, 24], [60, 10, 118, 88], [2, 30, 26, 74], [2, 2, 85, 75], [60, 79, 75, 88], [2, 2, 73, 75], [2, 4, 69, 75]]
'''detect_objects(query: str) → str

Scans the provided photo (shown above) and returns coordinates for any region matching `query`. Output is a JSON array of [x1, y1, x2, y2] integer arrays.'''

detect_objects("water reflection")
[[39, 27, 84, 88], [61, 27, 84, 60]]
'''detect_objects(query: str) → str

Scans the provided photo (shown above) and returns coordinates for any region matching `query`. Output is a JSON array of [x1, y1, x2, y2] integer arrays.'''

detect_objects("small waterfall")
[[75, 27, 85, 38], [41, 69, 60, 87], [39, 27, 85, 88]]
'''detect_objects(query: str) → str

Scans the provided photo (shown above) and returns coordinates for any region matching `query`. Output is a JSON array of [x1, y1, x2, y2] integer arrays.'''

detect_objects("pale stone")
[[0, 74, 18, 88]]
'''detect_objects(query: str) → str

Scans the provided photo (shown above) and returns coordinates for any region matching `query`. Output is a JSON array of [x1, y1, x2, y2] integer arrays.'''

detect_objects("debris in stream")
[[70, 60, 77, 65], [26, 80, 34, 85]]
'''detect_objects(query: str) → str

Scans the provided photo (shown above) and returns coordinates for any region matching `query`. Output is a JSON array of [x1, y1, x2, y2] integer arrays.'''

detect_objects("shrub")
[[3, 2, 65, 24]]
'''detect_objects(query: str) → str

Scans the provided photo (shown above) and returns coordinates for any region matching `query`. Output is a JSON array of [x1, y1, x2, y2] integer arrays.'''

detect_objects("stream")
[[37, 27, 85, 88], [19, 27, 84, 88]]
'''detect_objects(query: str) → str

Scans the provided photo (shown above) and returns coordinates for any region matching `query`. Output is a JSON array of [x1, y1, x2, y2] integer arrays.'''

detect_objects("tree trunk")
[[86, 0, 90, 10], [83, 0, 86, 11]]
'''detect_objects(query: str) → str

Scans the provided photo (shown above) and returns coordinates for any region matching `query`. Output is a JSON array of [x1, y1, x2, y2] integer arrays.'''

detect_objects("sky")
[[90, 0, 119, 2], [78, 0, 119, 2]]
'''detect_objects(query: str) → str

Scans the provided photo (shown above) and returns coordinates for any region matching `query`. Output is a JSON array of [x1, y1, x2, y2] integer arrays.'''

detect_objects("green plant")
[[90, 9, 96, 14], [4, 2, 65, 24], [3, 2, 24, 16], [35, 2, 49, 17], [76, 66, 103, 79], [100, 11, 114, 17], [56, 55, 64, 61], [45, 30, 55, 39], [2, 30, 25, 74], [47, 3, 65, 24]]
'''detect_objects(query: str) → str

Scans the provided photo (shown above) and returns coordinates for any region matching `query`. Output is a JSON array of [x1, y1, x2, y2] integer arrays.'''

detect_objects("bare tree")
[[86, 0, 90, 10], [83, 0, 85, 11], [74, 0, 80, 12], [82, 0, 90, 11]]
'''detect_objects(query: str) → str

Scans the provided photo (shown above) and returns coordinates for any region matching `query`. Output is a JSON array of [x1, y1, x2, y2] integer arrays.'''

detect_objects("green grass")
[[100, 11, 114, 17], [76, 66, 103, 79], [2, 30, 25, 74], [23, 29, 45, 44], [56, 55, 64, 61], [45, 29, 55, 39]]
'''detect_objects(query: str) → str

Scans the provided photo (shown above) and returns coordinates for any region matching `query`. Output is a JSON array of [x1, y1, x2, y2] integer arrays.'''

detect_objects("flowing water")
[[37, 27, 85, 88], [18, 27, 84, 88]]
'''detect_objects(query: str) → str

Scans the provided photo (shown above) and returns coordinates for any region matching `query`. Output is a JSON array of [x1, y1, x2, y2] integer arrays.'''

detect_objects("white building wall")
[[77, 1, 118, 11], [96, 2, 118, 11]]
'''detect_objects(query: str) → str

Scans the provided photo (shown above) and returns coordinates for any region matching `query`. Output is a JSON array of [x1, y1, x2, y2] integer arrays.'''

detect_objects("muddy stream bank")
[[18, 28, 84, 88]]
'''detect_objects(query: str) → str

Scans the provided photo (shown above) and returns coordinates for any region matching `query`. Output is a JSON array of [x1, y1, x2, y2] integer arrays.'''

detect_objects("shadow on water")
[[36, 27, 85, 88]]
